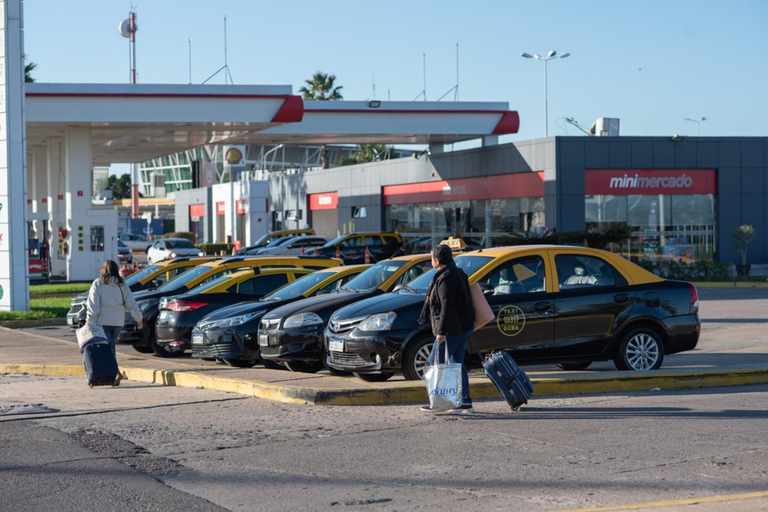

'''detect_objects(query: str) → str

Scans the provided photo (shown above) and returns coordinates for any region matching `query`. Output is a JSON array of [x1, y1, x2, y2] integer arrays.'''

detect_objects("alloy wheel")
[[414, 341, 434, 379], [625, 332, 660, 370]]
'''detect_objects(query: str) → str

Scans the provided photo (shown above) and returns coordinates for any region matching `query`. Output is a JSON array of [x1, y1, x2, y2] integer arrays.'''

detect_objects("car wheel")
[[556, 361, 592, 371], [284, 361, 324, 373], [131, 344, 154, 354], [150, 330, 185, 358], [261, 359, 287, 370], [354, 372, 394, 382], [403, 336, 434, 381], [223, 358, 256, 368], [614, 327, 664, 371]]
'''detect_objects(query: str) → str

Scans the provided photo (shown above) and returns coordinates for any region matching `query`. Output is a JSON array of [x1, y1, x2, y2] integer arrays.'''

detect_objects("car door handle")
[[534, 302, 551, 311], [614, 293, 629, 303]]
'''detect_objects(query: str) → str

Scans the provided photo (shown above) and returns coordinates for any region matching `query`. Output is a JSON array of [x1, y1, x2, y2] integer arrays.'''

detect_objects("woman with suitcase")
[[85, 259, 143, 386]]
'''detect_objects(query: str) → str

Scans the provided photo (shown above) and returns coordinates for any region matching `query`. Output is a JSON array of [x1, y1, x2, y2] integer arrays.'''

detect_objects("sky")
[[23, 0, 768, 170]]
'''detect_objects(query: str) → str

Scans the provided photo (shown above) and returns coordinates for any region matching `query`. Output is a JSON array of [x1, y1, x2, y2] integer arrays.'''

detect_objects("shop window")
[[90, 226, 105, 252], [285, 210, 301, 221]]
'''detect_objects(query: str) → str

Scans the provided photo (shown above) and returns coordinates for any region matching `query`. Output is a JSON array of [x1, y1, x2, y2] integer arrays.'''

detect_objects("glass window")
[[364, 236, 382, 246], [240, 274, 289, 296], [343, 260, 408, 293], [555, 254, 627, 289], [477, 256, 546, 295], [265, 271, 335, 300], [407, 255, 494, 292], [165, 239, 196, 249], [395, 260, 433, 286]]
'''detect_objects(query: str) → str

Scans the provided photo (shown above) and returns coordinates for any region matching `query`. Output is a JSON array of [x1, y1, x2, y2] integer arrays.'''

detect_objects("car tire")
[[284, 361, 324, 373], [223, 358, 256, 368], [261, 359, 287, 370], [556, 361, 592, 371], [402, 336, 434, 381], [614, 327, 665, 371], [150, 329, 185, 358], [131, 344, 154, 354], [354, 372, 394, 382]]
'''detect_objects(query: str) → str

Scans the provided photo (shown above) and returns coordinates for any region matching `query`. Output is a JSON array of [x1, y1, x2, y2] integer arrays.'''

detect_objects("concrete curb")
[[0, 318, 67, 328], [3, 363, 768, 406]]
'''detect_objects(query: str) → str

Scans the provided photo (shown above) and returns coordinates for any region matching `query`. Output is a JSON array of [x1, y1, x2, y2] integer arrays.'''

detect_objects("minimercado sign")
[[585, 169, 717, 196]]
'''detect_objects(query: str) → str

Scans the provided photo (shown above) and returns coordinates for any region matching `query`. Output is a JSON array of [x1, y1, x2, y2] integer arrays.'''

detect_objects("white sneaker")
[[437, 404, 474, 415]]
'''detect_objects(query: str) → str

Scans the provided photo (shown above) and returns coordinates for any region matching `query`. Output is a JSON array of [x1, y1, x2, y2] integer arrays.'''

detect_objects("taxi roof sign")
[[440, 237, 467, 251]]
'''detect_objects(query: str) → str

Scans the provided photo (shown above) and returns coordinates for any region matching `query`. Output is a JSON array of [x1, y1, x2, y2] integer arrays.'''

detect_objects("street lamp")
[[521, 50, 570, 137], [684, 117, 707, 136]]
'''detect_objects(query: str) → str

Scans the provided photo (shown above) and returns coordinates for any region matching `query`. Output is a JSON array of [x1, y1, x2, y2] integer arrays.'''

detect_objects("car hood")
[[332, 291, 426, 319], [199, 299, 289, 322], [262, 291, 368, 320]]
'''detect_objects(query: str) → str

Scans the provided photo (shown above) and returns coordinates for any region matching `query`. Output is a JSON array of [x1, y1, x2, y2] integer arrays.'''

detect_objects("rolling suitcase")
[[482, 350, 533, 411], [83, 342, 119, 388]]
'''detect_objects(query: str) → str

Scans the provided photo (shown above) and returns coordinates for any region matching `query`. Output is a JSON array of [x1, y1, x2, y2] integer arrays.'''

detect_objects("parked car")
[[235, 228, 316, 255], [324, 245, 701, 381], [147, 238, 204, 264], [117, 240, 134, 265], [155, 268, 316, 356], [119, 256, 342, 358], [191, 265, 370, 367], [314, 232, 404, 264], [66, 256, 216, 330], [258, 254, 432, 373], [119, 233, 152, 252], [247, 236, 328, 256]]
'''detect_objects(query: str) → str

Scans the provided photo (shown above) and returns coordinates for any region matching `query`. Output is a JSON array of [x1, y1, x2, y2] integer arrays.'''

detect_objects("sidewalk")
[[3, 325, 768, 406]]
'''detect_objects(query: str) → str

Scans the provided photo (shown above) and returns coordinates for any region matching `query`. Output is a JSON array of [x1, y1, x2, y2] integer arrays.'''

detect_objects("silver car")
[[247, 236, 328, 256], [119, 233, 152, 252]]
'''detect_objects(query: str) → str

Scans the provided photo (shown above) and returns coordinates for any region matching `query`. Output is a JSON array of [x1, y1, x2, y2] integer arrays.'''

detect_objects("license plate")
[[158, 311, 169, 322], [192, 333, 204, 345], [258, 333, 269, 347], [328, 338, 344, 352]]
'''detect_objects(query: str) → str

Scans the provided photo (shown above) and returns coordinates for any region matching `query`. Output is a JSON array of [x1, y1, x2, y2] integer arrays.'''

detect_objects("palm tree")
[[24, 61, 36, 83], [299, 72, 343, 168]]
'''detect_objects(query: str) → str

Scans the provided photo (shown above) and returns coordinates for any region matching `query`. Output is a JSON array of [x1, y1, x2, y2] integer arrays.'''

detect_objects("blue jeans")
[[102, 325, 122, 358], [429, 329, 473, 406]]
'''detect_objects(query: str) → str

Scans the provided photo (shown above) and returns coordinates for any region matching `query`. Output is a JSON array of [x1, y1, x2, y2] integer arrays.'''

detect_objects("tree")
[[107, 173, 133, 200], [24, 61, 36, 83], [338, 144, 398, 166], [299, 72, 343, 168]]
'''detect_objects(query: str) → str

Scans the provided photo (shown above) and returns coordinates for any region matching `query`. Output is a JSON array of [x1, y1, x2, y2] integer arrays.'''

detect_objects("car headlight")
[[356, 312, 397, 331], [201, 312, 264, 330], [170, 252, 178, 258], [197, 251, 205, 257], [283, 312, 324, 328]]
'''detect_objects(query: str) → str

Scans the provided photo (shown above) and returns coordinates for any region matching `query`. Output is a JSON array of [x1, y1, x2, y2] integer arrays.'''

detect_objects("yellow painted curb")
[[553, 489, 768, 511], [3, 364, 768, 406]]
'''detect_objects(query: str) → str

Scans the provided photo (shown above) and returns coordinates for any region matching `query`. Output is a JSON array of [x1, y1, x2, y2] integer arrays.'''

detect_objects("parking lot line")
[[552, 490, 768, 511]]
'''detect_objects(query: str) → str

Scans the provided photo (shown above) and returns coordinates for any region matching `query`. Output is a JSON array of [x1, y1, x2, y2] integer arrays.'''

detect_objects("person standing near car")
[[86, 260, 144, 385], [419, 244, 475, 414]]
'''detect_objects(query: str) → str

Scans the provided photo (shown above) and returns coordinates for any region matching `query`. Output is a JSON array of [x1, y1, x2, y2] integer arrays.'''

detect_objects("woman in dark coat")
[[420, 244, 475, 414]]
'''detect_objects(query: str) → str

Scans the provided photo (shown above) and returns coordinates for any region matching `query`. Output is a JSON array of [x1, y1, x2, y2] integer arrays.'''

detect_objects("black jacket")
[[420, 263, 475, 336]]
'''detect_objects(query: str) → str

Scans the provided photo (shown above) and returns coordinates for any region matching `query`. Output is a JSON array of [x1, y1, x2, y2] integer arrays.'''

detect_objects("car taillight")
[[166, 301, 208, 312], [688, 283, 699, 314]]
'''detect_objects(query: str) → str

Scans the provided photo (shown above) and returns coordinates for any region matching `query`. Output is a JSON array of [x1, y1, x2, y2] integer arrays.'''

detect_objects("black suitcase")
[[83, 342, 119, 387], [482, 350, 533, 411]]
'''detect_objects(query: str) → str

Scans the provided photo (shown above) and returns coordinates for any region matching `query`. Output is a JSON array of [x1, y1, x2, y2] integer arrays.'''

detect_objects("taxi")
[[119, 255, 341, 357], [324, 245, 701, 381], [155, 267, 315, 356], [314, 232, 404, 264], [190, 265, 370, 367], [258, 254, 432, 373], [235, 228, 316, 254], [66, 256, 215, 330]]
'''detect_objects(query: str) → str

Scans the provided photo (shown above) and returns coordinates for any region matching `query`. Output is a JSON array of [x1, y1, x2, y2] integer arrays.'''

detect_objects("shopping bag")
[[76, 323, 107, 352], [470, 283, 495, 330], [423, 340, 463, 411]]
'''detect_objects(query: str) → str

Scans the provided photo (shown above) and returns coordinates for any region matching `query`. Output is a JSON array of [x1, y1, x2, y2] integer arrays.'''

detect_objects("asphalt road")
[[1, 375, 767, 511]]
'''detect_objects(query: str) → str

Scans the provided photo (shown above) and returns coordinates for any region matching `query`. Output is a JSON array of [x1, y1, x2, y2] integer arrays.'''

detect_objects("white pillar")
[[0, 0, 29, 311], [46, 137, 66, 278], [26, 150, 32, 217], [65, 127, 93, 281], [482, 135, 499, 147], [31, 145, 47, 239]]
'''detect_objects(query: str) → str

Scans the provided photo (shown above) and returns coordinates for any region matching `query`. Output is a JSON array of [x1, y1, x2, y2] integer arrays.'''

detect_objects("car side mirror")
[[392, 284, 405, 292]]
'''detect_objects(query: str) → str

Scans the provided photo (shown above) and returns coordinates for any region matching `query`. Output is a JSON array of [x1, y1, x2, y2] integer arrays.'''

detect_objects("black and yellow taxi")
[[258, 254, 432, 373], [66, 256, 215, 330], [120, 255, 341, 357], [235, 228, 316, 255], [314, 232, 404, 264], [190, 265, 370, 367], [325, 245, 701, 381], [155, 267, 316, 356]]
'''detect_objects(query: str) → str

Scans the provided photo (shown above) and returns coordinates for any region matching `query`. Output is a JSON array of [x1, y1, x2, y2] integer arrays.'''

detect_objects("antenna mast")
[[202, 15, 235, 84], [438, 42, 461, 102], [413, 52, 427, 101]]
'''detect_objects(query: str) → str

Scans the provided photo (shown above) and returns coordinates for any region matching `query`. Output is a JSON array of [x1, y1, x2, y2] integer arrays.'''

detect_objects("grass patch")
[[0, 297, 72, 321], [30, 282, 91, 296]]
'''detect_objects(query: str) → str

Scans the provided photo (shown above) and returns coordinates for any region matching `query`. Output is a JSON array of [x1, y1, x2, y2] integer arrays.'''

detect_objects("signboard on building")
[[309, 192, 338, 210], [382, 172, 545, 205], [585, 169, 717, 195]]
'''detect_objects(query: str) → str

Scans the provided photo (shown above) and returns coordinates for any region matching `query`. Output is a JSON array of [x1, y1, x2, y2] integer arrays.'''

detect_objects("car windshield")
[[124, 264, 162, 286], [264, 270, 335, 301], [118, 240, 127, 248], [191, 274, 235, 294], [321, 235, 348, 248], [164, 239, 195, 249], [157, 265, 216, 292], [407, 255, 494, 292], [264, 237, 291, 248], [342, 260, 407, 293]]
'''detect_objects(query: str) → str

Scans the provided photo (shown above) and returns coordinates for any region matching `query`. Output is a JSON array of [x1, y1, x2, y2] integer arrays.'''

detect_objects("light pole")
[[684, 117, 707, 136], [521, 50, 570, 137]]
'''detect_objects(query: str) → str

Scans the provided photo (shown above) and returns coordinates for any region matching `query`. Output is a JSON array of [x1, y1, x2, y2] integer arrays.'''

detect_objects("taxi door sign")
[[497, 305, 525, 336]]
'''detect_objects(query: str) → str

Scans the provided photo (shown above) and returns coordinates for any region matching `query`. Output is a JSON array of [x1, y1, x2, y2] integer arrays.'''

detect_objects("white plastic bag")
[[423, 340, 463, 411], [76, 323, 107, 352]]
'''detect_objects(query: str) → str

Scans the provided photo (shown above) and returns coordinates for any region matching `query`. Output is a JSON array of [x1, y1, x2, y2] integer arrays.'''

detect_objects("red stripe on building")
[[585, 169, 717, 195], [270, 95, 304, 123], [189, 204, 206, 217], [309, 192, 338, 210], [382, 172, 545, 205], [492, 111, 520, 134], [236, 200, 247, 214]]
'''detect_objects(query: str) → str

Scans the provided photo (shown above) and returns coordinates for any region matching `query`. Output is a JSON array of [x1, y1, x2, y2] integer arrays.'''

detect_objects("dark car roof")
[[332, 290, 425, 320], [261, 291, 363, 320], [199, 298, 289, 323]]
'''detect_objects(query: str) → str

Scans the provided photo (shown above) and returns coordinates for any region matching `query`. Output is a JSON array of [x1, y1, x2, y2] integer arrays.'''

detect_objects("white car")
[[119, 233, 152, 252], [146, 238, 204, 264], [247, 236, 328, 256]]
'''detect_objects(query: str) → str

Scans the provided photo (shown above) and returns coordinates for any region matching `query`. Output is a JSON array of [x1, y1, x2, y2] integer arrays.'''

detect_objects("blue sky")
[[25, 0, 768, 145]]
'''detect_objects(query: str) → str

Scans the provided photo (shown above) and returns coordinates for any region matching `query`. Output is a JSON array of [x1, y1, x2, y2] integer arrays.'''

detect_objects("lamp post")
[[684, 117, 707, 136], [521, 50, 570, 137]]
